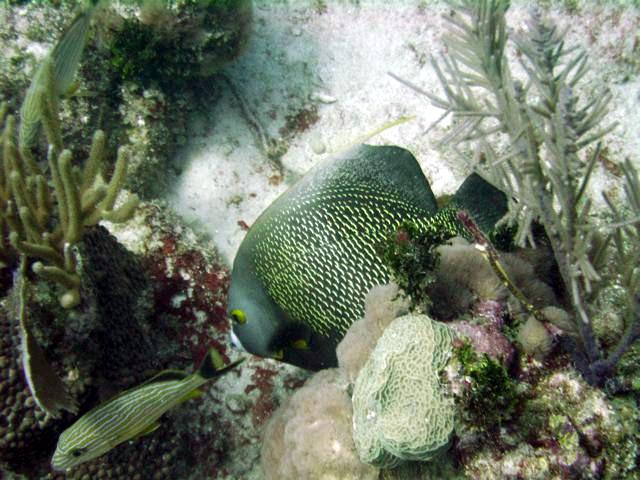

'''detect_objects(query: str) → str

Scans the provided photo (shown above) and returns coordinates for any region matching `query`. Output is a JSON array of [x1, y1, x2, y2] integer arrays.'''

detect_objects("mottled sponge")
[[261, 369, 379, 480], [352, 313, 455, 468], [336, 283, 409, 382]]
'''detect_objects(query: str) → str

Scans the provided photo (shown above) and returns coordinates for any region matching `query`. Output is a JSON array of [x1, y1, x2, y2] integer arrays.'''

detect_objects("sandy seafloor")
[[168, 0, 640, 265], [167, 4, 640, 476], [1, 0, 640, 479]]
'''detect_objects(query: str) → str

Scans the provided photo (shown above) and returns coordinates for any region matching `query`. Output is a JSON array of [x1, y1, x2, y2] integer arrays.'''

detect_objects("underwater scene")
[[0, 0, 639, 478]]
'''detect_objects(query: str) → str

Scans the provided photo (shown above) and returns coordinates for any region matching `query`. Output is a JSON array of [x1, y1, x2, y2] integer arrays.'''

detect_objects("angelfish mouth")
[[230, 329, 280, 359], [230, 330, 246, 351]]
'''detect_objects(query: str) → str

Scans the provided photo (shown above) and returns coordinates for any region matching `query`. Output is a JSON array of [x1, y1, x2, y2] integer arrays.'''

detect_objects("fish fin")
[[134, 421, 161, 438], [140, 369, 188, 386], [283, 334, 338, 371], [450, 173, 508, 233], [216, 358, 246, 376], [177, 388, 204, 405], [18, 3, 95, 148], [197, 349, 224, 379], [18, 62, 48, 148], [334, 116, 414, 153], [61, 80, 81, 98], [360, 144, 438, 214], [308, 144, 439, 216], [51, 5, 95, 96], [291, 339, 310, 351], [11, 258, 78, 418], [197, 349, 245, 380]]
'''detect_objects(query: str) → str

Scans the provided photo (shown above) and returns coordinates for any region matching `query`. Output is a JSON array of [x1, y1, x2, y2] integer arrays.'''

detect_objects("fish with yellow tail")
[[51, 349, 243, 471]]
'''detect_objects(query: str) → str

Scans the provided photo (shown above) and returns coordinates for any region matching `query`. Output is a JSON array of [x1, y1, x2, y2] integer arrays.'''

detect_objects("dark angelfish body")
[[228, 144, 506, 370]]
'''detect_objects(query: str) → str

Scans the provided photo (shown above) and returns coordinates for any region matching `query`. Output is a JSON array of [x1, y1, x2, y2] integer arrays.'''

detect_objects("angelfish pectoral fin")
[[291, 339, 310, 351], [230, 330, 246, 351]]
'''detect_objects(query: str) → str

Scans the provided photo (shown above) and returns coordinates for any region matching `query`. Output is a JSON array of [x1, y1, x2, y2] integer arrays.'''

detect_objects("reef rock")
[[261, 369, 378, 480]]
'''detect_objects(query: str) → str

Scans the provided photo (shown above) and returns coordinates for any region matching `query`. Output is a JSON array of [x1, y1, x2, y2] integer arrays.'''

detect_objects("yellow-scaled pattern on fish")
[[228, 144, 507, 370], [51, 349, 243, 471]]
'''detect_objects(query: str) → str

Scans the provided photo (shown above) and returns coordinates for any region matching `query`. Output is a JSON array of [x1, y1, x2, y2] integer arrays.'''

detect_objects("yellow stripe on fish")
[[51, 349, 243, 471]]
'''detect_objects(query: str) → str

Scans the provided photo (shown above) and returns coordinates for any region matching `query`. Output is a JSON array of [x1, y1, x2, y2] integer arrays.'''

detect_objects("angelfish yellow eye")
[[230, 309, 247, 324]]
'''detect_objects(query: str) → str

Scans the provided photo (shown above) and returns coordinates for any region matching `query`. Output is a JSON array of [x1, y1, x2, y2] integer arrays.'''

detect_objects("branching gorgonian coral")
[[393, 0, 639, 385], [0, 58, 139, 308]]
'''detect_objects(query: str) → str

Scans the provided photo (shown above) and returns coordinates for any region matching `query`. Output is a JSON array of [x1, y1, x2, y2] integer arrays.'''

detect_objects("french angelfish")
[[51, 349, 243, 471], [228, 144, 507, 370]]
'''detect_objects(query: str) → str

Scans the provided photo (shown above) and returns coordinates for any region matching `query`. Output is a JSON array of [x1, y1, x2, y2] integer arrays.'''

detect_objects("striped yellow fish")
[[51, 349, 243, 471], [228, 144, 507, 370]]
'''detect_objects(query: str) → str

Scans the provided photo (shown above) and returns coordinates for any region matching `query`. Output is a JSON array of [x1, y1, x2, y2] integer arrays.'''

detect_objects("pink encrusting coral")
[[261, 369, 379, 480], [336, 283, 409, 381]]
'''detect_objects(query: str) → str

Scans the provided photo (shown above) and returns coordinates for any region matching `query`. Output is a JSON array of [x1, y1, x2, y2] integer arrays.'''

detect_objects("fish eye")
[[230, 309, 247, 324], [70, 448, 86, 458]]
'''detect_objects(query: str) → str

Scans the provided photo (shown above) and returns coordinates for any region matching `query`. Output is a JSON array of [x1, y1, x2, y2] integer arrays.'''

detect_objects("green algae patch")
[[379, 219, 448, 309], [454, 340, 519, 430], [103, 0, 253, 90]]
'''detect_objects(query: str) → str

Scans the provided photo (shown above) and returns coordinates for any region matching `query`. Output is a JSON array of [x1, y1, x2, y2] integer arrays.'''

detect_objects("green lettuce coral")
[[352, 313, 456, 468]]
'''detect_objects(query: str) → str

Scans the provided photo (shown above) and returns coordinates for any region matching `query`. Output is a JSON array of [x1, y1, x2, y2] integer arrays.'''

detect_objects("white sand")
[[167, 0, 640, 264]]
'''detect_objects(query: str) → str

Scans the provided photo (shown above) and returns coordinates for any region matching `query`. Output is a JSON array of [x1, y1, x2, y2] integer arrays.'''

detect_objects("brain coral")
[[352, 313, 455, 468]]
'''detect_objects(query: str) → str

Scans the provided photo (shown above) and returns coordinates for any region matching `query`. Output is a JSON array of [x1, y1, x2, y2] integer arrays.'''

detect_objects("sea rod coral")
[[395, 0, 640, 385], [0, 62, 138, 308]]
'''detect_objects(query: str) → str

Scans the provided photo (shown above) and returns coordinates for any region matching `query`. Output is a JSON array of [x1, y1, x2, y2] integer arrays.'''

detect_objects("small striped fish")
[[51, 349, 243, 471], [228, 144, 507, 370]]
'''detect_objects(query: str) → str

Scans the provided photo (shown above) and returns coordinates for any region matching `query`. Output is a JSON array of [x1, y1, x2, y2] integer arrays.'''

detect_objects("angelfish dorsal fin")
[[318, 144, 439, 216], [333, 116, 414, 153], [301, 116, 438, 217]]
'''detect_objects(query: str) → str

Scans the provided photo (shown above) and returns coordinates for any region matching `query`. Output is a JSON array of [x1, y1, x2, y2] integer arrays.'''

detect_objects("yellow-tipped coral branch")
[[1, 95, 138, 306], [0, 41, 139, 307]]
